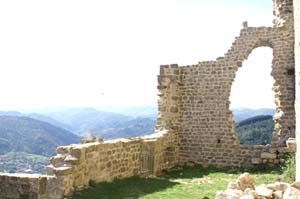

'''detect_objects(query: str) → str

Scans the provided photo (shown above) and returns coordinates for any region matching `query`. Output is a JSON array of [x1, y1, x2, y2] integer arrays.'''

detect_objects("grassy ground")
[[72, 165, 283, 199]]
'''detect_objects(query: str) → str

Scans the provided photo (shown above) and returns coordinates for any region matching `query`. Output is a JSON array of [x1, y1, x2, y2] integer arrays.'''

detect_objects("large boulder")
[[236, 173, 256, 191], [215, 189, 243, 199], [273, 190, 283, 199], [283, 186, 300, 199], [266, 182, 289, 192], [244, 188, 258, 198], [255, 185, 273, 198], [291, 181, 300, 190]]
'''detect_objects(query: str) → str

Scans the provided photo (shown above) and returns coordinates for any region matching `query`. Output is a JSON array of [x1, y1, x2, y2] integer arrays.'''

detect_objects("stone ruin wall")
[[157, 0, 295, 167], [1, 0, 300, 198], [294, 0, 300, 182], [0, 130, 178, 198], [0, 173, 62, 199], [46, 131, 178, 196]]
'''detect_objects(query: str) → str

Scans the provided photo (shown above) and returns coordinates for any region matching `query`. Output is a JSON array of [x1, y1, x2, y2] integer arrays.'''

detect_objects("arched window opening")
[[230, 47, 275, 145]]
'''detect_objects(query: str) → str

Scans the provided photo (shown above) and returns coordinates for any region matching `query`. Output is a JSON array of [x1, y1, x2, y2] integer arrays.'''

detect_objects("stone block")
[[255, 185, 273, 198], [251, 158, 262, 164], [286, 138, 297, 152], [261, 152, 277, 159], [236, 173, 255, 191], [53, 166, 73, 176], [283, 186, 300, 199]]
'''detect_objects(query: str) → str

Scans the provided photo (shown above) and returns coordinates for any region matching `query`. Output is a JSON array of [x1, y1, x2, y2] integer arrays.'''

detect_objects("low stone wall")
[[0, 130, 178, 199], [245, 138, 296, 167], [0, 129, 178, 198], [52, 129, 178, 196], [48, 138, 142, 195], [0, 173, 63, 199]]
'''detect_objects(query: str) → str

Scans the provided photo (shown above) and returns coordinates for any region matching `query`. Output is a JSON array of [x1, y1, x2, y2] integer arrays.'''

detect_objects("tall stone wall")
[[294, 0, 300, 182], [157, 0, 295, 167]]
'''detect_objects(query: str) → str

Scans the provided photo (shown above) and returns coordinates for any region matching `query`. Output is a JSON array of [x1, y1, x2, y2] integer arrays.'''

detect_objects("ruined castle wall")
[[157, 0, 295, 167], [294, 0, 300, 181], [48, 139, 141, 195], [152, 130, 179, 173], [156, 65, 180, 131], [45, 130, 177, 196], [0, 173, 63, 199], [0, 130, 178, 198]]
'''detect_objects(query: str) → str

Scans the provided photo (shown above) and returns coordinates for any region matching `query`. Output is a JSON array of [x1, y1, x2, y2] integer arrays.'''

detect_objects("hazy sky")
[[0, 0, 274, 111]]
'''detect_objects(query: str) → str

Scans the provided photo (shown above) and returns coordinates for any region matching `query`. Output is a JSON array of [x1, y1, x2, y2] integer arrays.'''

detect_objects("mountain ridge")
[[0, 116, 80, 156]]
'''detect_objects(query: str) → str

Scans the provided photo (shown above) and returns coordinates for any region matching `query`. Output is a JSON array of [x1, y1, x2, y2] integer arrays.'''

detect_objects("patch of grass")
[[73, 165, 282, 199], [281, 153, 296, 183]]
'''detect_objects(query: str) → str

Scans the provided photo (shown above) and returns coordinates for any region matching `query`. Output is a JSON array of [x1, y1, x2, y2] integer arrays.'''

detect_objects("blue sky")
[[0, 0, 275, 110]]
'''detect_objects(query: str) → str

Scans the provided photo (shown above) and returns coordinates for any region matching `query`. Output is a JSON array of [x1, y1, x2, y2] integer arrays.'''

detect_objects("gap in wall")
[[230, 47, 275, 145]]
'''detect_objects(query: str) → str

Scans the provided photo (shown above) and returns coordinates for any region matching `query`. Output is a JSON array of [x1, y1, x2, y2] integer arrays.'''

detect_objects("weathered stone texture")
[[157, 0, 296, 168], [0, 173, 63, 199], [0, 130, 177, 198], [294, 0, 300, 182], [216, 173, 300, 199], [46, 129, 178, 196]]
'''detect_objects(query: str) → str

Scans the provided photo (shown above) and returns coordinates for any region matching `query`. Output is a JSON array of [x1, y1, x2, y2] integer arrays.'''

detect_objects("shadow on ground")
[[72, 176, 179, 199], [72, 165, 281, 199]]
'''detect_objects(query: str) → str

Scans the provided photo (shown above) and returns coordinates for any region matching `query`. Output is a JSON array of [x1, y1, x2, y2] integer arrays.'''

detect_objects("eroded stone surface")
[[236, 173, 255, 191], [256, 185, 273, 198], [157, 0, 296, 168], [294, 0, 300, 183], [215, 173, 300, 199]]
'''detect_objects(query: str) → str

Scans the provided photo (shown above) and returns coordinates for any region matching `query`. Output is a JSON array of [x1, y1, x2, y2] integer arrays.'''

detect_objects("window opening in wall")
[[229, 47, 275, 145]]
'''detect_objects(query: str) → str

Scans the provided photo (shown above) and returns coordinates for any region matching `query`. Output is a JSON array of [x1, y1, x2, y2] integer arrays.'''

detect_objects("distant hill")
[[232, 108, 275, 122], [235, 115, 274, 145], [0, 111, 72, 132], [96, 105, 158, 119], [47, 108, 131, 136], [46, 108, 156, 137], [98, 117, 156, 139], [0, 116, 80, 156], [27, 113, 73, 131], [0, 108, 156, 139], [0, 107, 276, 140]]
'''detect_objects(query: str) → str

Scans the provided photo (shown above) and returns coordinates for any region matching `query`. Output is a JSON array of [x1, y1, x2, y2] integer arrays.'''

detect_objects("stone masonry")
[[0, 130, 178, 198], [294, 0, 300, 182], [46, 131, 177, 196], [215, 173, 300, 198], [157, 0, 296, 167], [0, 0, 299, 198]]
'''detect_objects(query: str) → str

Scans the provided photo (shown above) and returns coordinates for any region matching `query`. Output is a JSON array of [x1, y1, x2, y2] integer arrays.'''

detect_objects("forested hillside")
[[0, 116, 81, 173], [0, 116, 80, 156], [235, 115, 274, 145]]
